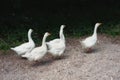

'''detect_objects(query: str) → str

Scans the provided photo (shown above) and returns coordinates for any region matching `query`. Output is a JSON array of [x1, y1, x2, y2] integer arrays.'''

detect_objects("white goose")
[[11, 29, 35, 56], [22, 32, 50, 61], [80, 23, 102, 52], [46, 25, 66, 58]]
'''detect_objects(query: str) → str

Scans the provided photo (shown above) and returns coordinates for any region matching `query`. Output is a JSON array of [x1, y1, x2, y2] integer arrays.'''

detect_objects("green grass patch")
[[0, 5, 120, 51]]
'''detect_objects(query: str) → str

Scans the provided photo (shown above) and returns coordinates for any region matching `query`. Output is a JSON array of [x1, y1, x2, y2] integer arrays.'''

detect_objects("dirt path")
[[0, 34, 120, 80]]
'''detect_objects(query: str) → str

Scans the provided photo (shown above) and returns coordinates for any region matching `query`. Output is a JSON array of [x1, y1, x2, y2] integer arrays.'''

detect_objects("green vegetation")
[[0, 3, 120, 50]]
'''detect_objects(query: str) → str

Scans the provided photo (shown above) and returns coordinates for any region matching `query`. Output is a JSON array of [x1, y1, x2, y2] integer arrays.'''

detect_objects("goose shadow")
[[92, 49, 100, 53], [92, 47, 103, 53], [82, 48, 101, 54], [53, 55, 69, 60], [31, 55, 69, 67], [31, 59, 54, 67]]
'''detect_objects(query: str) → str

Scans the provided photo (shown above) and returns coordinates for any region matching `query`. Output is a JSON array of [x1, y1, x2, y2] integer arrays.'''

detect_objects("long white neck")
[[59, 26, 65, 42], [42, 34, 47, 46], [28, 31, 33, 42], [92, 25, 98, 38]]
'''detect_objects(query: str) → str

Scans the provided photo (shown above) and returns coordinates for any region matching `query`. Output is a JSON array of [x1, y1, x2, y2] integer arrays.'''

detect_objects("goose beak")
[[96, 23, 102, 27], [98, 23, 102, 25], [48, 33, 51, 35]]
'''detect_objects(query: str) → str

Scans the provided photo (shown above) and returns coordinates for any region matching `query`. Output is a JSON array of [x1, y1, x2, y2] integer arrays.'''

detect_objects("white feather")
[[11, 29, 35, 56], [46, 25, 66, 57], [22, 32, 50, 61], [80, 23, 102, 49]]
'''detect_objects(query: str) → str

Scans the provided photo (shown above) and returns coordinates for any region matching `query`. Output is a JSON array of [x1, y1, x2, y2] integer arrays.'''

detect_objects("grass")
[[0, 21, 119, 51], [0, 4, 120, 50]]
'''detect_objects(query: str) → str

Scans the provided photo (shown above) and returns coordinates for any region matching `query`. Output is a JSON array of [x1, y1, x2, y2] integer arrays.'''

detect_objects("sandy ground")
[[0, 34, 120, 80]]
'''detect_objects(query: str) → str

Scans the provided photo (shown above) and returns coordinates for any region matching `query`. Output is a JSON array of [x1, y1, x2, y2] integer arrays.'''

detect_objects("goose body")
[[80, 23, 102, 52], [46, 25, 66, 57], [22, 32, 50, 61], [11, 29, 35, 56]]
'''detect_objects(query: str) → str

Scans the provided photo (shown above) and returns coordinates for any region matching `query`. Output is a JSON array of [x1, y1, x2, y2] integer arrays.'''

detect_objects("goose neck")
[[28, 31, 33, 42], [92, 25, 98, 37], [42, 34, 47, 46], [59, 27, 65, 41]]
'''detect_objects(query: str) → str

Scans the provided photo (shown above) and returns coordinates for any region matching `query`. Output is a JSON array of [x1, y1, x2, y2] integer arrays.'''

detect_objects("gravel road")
[[0, 34, 120, 80]]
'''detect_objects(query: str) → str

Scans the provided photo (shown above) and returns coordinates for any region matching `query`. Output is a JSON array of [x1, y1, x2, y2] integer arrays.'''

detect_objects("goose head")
[[42, 32, 51, 46], [28, 29, 33, 34], [44, 32, 51, 37], [95, 23, 102, 28], [60, 25, 66, 30]]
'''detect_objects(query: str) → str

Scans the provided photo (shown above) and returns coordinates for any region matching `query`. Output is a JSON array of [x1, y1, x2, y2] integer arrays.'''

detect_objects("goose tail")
[[79, 40, 85, 49], [21, 53, 30, 58], [11, 48, 15, 51], [21, 54, 27, 58]]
